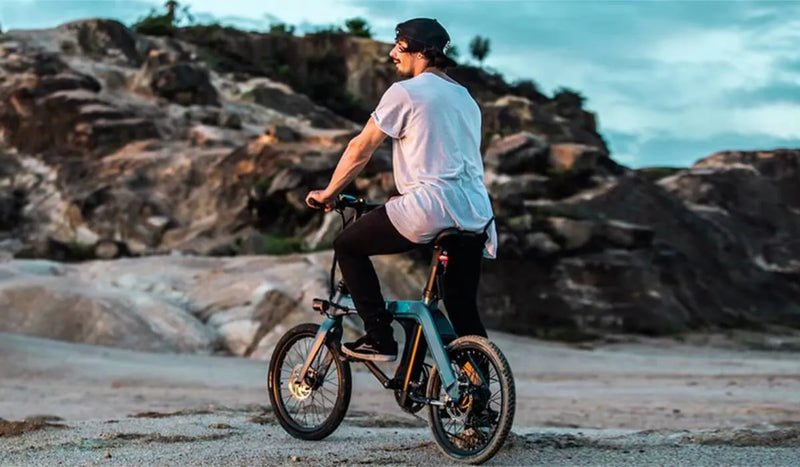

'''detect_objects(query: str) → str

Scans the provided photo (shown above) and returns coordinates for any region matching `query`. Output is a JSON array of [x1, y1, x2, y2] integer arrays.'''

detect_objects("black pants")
[[333, 205, 488, 342]]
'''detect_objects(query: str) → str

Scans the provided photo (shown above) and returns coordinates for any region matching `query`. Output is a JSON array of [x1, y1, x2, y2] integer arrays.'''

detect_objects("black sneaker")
[[341, 335, 397, 362]]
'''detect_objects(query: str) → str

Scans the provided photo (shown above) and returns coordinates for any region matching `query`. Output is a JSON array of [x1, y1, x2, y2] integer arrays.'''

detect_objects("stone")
[[548, 217, 595, 250], [60, 19, 142, 65], [131, 50, 219, 106], [484, 132, 549, 174], [549, 143, 603, 173], [488, 173, 551, 207], [265, 124, 299, 142], [524, 232, 561, 256], [0, 266, 216, 353], [240, 80, 354, 129]]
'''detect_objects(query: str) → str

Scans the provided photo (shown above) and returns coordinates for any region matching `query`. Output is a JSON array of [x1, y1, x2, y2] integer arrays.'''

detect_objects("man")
[[305, 18, 497, 361]]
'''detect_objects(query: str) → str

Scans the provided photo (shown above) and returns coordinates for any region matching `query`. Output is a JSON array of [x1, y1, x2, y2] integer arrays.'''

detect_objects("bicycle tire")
[[426, 335, 516, 464], [268, 323, 352, 440]]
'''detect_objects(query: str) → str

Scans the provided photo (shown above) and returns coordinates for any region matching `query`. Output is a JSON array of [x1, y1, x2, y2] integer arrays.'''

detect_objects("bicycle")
[[267, 194, 515, 464]]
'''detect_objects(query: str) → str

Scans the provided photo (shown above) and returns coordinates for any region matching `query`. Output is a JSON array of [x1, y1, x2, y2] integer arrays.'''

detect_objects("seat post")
[[422, 244, 443, 306]]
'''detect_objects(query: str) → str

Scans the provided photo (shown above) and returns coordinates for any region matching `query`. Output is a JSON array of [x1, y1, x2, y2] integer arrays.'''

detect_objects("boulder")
[[480, 173, 800, 337], [0, 261, 216, 353], [0, 53, 158, 157], [481, 95, 608, 154], [265, 124, 300, 142], [0, 252, 427, 357], [548, 217, 594, 250], [132, 50, 219, 106], [240, 80, 354, 129], [660, 149, 800, 274], [488, 173, 550, 209], [60, 19, 142, 65], [484, 132, 549, 174], [549, 143, 604, 174]]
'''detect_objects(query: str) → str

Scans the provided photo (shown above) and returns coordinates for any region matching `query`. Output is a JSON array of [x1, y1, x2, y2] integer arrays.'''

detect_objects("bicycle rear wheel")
[[268, 323, 351, 440], [426, 335, 515, 464]]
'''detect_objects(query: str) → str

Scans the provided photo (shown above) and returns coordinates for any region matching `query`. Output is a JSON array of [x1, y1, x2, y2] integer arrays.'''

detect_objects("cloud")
[[1, 0, 156, 29], [725, 81, 800, 106], [607, 130, 800, 168], [182, 0, 369, 32]]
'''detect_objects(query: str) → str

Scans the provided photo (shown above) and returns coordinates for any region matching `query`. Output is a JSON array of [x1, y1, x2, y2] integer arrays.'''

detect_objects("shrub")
[[133, 10, 175, 36], [269, 23, 296, 35], [553, 87, 586, 108], [260, 235, 305, 255], [344, 17, 372, 38]]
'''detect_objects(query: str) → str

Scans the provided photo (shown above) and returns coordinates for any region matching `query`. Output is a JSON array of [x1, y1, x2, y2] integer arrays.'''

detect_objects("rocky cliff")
[[1, 19, 799, 351]]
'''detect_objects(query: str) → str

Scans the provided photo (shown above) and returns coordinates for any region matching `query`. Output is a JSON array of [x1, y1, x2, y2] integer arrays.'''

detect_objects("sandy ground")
[[1, 331, 800, 465]]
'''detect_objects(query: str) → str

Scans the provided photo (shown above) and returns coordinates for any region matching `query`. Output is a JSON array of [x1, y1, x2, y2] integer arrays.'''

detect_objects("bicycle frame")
[[297, 297, 463, 402], [296, 194, 466, 403]]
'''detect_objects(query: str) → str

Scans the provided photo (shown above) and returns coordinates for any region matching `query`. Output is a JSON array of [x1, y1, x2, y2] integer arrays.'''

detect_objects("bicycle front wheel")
[[267, 323, 351, 440], [426, 335, 516, 464]]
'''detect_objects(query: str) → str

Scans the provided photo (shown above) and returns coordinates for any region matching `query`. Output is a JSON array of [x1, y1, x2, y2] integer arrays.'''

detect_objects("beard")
[[394, 62, 413, 78]]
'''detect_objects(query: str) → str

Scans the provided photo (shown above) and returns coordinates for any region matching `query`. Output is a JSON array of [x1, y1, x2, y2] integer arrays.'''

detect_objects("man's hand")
[[306, 190, 335, 211]]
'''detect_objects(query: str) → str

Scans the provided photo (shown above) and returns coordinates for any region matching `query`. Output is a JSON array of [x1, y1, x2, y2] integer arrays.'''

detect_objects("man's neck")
[[414, 66, 444, 78]]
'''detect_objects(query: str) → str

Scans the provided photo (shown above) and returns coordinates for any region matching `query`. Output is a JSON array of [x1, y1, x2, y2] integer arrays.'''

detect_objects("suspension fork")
[[297, 316, 341, 384]]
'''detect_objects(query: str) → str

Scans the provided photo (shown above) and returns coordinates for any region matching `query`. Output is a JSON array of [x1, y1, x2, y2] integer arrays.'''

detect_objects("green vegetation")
[[553, 87, 586, 108], [15, 240, 97, 262], [309, 25, 345, 36], [133, 10, 175, 36], [269, 22, 296, 35], [469, 35, 491, 64], [132, 0, 194, 36], [251, 178, 272, 192], [344, 17, 372, 38], [505, 215, 533, 232], [259, 235, 305, 255], [511, 79, 547, 103], [312, 18, 372, 38]]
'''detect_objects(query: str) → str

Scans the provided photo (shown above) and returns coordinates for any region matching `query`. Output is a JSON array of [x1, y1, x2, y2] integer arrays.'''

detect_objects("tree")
[[553, 87, 586, 108], [345, 17, 372, 38], [469, 35, 490, 64], [269, 22, 296, 35], [133, 1, 193, 36], [165, 0, 178, 21]]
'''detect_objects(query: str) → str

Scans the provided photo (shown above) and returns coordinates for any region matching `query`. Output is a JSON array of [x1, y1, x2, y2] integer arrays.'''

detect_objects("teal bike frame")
[[298, 297, 462, 400]]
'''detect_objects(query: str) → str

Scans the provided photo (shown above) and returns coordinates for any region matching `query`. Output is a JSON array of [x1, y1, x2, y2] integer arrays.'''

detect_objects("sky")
[[1, 0, 799, 168]]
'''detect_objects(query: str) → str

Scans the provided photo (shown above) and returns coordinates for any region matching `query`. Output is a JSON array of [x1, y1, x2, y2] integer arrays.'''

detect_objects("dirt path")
[[2, 331, 799, 464]]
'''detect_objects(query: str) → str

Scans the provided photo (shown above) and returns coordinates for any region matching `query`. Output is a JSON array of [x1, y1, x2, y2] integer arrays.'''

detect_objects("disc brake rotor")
[[288, 364, 314, 400]]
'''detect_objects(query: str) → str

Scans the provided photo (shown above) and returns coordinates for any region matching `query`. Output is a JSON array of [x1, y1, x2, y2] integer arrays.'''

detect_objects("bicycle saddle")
[[433, 228, 487, 249]]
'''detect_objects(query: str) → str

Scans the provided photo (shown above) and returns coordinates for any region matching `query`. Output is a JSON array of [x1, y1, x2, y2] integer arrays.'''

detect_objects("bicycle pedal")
[[312, 298, 329, 312]]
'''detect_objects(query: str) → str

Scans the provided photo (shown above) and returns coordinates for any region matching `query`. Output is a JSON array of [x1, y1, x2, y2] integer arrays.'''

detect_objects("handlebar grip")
[[308, 198, 326, 210]]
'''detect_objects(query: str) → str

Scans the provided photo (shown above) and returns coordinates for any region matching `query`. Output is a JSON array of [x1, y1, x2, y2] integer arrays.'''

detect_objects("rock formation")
[[1, 19, 799, 349]]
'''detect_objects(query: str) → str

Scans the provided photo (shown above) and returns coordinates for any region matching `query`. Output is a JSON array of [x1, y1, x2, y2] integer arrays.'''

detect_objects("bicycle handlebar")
[[309, 194, 381, 215]]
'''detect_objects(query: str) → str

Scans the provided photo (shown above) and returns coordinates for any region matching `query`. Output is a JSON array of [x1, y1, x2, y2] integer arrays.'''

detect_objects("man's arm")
[[306, 117, 388, 207]]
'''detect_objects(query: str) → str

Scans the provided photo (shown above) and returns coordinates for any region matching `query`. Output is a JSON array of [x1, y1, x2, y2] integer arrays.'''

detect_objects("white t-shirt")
[[371, 72, 498, 258]]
